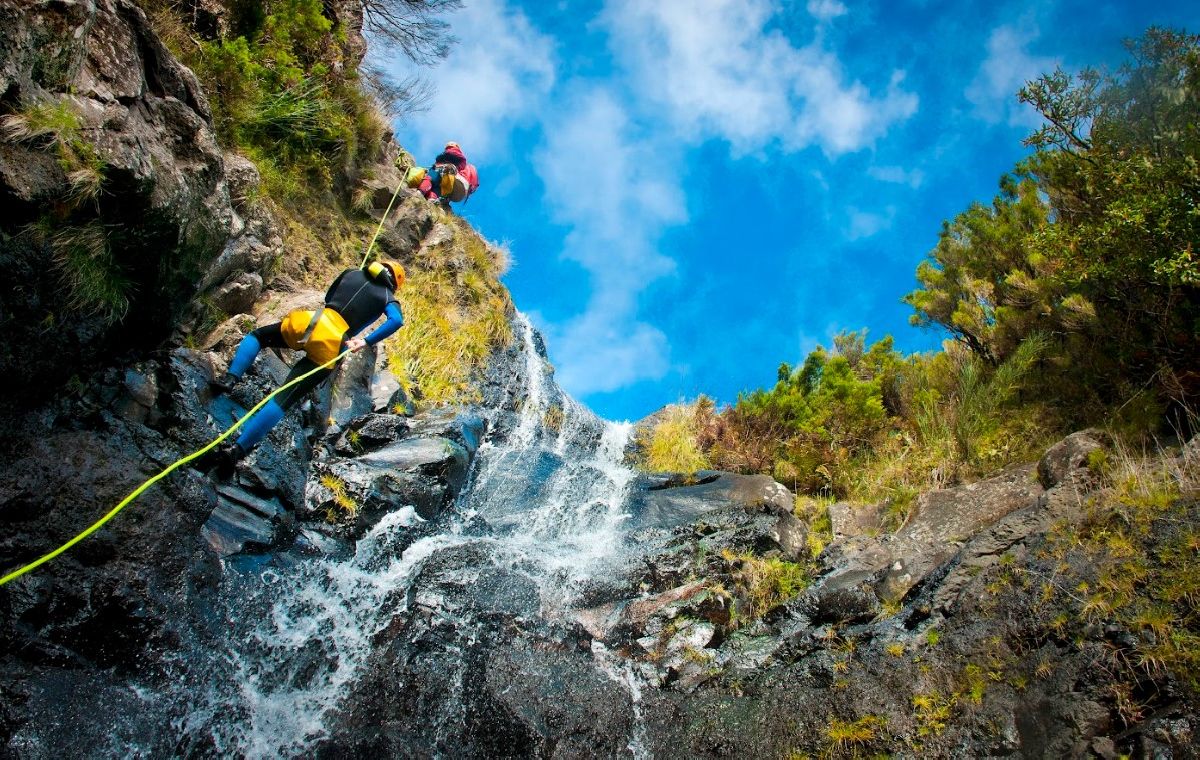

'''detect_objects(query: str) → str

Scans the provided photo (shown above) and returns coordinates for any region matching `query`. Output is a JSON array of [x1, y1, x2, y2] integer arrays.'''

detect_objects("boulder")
[[815, 464, 1044, 603], [828, 500, 886, 539], [1038, 428, 1107, 489], [200, 484, 295, 556], [333, 413, 410, 456], [630, 471, 794, 530], [308, 436, 470, 533], [207, 272, 264, 316]]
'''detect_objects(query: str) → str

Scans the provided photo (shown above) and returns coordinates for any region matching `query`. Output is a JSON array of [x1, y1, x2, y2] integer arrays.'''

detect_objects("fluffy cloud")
[[601, 0, 917, 155], [377, 0, 556, 159], [534, 91, 684, 395], [868, 165, 925, 188], [846, 206, 895, 240], [966, 24, 1059, 126], [807, 0, 847, 21]]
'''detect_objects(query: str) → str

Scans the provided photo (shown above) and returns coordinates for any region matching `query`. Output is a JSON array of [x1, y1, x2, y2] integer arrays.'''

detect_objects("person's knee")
[[251, 322, 286, 347]]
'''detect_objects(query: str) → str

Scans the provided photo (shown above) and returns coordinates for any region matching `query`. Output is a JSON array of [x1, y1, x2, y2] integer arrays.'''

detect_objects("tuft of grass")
[[2, 97, 105, 205], [29, 219, 130, 323], [543, 404, 564, 432], [1, 98, 82, 144], [962, 663, 988, 705], [911, 692, 955, 739], [319, 473, 357, 519], [824, 715, 884, 756], [726, 551, 809, 624], [796, 495, 834, 557], [639, 401, 711, 475]]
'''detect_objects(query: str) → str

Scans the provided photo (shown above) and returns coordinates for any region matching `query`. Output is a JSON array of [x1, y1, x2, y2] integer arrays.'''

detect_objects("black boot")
[[196, 441, 247, 479], [209, 371, 240, 395]]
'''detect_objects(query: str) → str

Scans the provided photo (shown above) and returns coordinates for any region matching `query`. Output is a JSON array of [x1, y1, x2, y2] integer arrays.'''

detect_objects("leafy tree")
[[907, 28, 1200, 408], [904, 176, 1066, 366]]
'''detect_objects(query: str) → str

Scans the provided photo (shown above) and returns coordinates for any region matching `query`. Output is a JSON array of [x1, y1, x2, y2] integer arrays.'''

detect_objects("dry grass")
[[638, 401, 710, 474], [382, 218, 512, 407]]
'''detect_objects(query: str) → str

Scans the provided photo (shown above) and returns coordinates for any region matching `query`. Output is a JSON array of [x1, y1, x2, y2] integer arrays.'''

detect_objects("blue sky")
[[381, 0, 1200, 421]]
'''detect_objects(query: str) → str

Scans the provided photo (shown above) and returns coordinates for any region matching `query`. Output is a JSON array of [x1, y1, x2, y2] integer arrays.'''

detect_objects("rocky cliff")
[[0, 2, 1197, 759]]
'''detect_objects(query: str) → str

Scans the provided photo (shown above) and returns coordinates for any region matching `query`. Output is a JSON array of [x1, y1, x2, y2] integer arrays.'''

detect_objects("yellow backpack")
[[280, 308, 351, 364]]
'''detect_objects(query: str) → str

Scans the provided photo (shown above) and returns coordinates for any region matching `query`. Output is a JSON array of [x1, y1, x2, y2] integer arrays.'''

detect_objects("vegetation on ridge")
[[141, 0, 511, 406], [639, 28, 1199, 511]]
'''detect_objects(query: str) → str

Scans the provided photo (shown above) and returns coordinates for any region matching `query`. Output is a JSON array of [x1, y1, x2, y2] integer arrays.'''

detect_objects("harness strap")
[[297, 305, 326, 347]]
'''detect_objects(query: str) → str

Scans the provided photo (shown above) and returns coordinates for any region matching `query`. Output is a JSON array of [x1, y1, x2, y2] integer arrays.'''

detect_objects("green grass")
[[382, 219, 512, 407], [1, 97, 105, 206], [724, 550, 809, 624], [29, 219, 130, 323]]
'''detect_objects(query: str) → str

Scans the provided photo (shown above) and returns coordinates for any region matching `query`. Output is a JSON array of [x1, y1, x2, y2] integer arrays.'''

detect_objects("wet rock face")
[[0, 328, 479, 741], [324, 542, 638, 758], [0, 0, 232, 413]]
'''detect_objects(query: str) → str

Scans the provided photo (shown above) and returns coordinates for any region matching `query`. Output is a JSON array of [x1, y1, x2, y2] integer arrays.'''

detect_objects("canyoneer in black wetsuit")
[[204, 260, 406, 476]]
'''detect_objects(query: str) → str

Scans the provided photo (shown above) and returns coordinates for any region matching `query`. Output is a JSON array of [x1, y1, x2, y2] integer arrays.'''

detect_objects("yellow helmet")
[[366, 260, 405, 291]]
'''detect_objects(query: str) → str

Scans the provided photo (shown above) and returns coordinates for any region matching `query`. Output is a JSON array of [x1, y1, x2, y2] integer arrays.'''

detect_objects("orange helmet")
[[366, 260, 405, 291]]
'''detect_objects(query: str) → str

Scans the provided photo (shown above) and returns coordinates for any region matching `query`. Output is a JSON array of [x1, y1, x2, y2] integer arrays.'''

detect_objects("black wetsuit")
[[249, 268, 400, 409]]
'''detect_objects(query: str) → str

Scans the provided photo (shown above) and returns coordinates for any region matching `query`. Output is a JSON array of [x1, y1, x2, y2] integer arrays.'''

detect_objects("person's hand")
[[347, 337, 367, 353]]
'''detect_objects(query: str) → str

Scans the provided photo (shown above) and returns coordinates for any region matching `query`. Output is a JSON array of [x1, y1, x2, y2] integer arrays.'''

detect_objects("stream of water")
[[171, 314, 640, 757]]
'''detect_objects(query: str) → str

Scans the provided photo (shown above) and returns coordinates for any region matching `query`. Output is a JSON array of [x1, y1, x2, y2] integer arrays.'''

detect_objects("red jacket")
[[436, 146, 480, 195]]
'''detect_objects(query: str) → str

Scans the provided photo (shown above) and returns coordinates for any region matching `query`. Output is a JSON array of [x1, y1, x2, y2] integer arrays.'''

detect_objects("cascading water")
[[168, 313, 641, 756]]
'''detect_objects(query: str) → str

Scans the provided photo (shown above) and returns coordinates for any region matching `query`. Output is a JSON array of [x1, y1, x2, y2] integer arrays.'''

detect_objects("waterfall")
[[173, 312, 639, 756]]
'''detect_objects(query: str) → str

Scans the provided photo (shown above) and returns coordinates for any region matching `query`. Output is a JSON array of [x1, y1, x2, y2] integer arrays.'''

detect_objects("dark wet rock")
[[0, 0, 232, 413], [201, 483, 295, 556], [1038, 428, 1107, 489], [406, 407, 485, 457], [629, 471, 794, 530], [577, 580, 731, 644], [308, 435, 469, 534], [333, 413, 410, 456], [325, 542, 637, 757], [326, 346, 376, 431]]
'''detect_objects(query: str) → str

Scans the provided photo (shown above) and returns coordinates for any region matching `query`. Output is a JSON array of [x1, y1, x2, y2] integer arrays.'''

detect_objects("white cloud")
[[807, 0, 847, 21], [846, 206, 895, 240], [868, 165, 925, 188], [966, 24, 1059, 126], [601, 0, 917, 156], [377, 0, 556, 159], [534, 90, 686, 395]]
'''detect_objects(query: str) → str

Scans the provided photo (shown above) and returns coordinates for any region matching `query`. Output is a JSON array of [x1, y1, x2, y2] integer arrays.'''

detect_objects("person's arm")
[[362, 301, 404, 346]]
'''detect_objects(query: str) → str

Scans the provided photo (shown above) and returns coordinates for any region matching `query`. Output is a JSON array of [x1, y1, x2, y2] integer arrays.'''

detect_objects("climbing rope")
[[360, 180, 406, 268], [0, 182, 411, 588]]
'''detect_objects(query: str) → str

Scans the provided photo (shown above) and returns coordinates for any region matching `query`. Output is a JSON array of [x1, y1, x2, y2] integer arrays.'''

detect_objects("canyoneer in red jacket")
[[412, 141, 479, 203]]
